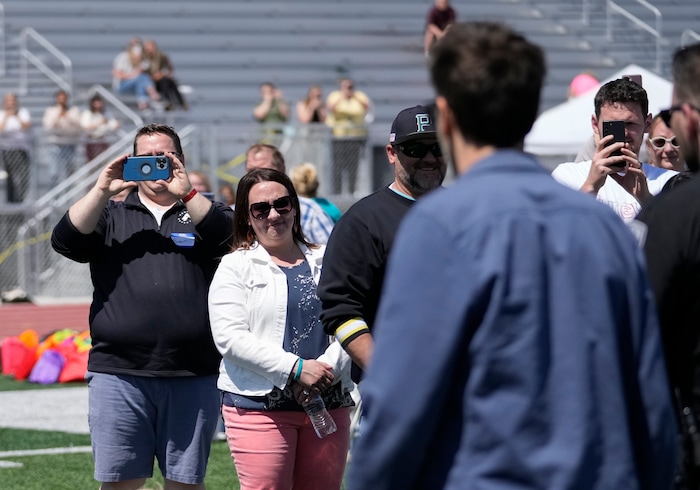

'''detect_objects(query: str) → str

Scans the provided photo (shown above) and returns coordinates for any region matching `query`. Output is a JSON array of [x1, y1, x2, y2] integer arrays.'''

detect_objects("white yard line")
[[0, 445, 92, 469], [0, 387, 90, 470], [0, 446, 92, 458]]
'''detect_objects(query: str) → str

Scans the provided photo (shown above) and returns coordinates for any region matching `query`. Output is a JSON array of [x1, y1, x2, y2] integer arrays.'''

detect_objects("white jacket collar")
[[246, 241, 324, 272]]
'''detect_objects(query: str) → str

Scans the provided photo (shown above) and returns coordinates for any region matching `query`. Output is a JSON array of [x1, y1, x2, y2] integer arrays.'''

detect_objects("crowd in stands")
[[112, 37, 188, 112], [0, 90, 123, 204]]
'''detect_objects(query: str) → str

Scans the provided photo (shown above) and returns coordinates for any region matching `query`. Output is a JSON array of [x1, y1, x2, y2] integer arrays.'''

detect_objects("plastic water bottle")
[[303, 394, 337, 438]]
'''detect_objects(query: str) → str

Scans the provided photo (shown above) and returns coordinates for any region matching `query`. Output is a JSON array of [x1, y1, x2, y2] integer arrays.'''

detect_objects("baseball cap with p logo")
[[389, 104, 437, 145]]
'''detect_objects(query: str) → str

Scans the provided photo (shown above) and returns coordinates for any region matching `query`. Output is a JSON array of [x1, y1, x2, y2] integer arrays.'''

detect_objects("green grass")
[[0, 376, 351, 489], [0, 373, 239, 489], [0, 428, 239, 490], [0, 374, 86, 392]]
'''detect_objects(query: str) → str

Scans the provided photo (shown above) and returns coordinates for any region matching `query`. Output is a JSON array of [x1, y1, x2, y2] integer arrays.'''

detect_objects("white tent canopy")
[[525, 64, 673, 156]]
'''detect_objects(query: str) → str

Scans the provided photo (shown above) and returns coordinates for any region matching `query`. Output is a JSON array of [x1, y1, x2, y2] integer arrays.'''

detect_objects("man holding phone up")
[[51, 123, 234, 489], [552, 78, 676, 222]]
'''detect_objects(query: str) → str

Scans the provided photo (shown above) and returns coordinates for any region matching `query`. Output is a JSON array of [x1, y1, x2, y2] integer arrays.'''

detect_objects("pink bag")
[[1, 337, 37, 380]]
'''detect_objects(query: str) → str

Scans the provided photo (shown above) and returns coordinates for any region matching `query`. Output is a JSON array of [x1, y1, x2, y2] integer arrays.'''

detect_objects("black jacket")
[[51, 190, 234, 376]]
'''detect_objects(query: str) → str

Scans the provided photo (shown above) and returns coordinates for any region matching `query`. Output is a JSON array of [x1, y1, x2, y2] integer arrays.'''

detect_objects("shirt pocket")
[[245, 273, 270, 326]]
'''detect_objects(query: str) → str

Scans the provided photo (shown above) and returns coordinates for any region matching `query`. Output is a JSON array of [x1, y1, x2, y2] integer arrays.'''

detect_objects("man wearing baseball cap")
[[318, 104, 446, 382]]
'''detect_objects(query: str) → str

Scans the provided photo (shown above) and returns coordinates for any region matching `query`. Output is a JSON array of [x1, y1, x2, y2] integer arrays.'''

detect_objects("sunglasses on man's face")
[[249, 196, 293, 220], [396, 141, 442, 159], [649, 136, 680, 149], [659, 106, 681, 128]]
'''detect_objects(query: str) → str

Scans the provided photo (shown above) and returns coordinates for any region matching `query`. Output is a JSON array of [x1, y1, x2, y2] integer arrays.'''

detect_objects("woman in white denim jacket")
[[208, 168, 353, 490]]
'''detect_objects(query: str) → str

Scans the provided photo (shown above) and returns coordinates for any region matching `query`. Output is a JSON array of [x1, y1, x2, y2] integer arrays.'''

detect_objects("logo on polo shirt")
[[178, 209, 192, 225]]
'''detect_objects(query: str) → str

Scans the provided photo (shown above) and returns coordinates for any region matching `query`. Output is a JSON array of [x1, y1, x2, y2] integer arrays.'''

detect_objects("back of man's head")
[[245, 143, 286, 173], [429, 21, 545, 148], [672, 42, 700, 106], [593, 78, 649, 118]]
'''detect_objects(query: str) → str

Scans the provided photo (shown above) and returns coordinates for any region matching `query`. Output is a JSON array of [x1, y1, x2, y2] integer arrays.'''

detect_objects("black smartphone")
[[623, 74, 642, 87], [602, 120, 626, 168], [123, 156, 171, 181]]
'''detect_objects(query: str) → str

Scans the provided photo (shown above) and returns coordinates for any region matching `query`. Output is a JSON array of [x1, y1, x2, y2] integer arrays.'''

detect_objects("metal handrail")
[[34, 130, 137, 210], [681, 29, 700, 48], [606, 0, 662, 73], [0, 4, 6, 77], [581, 0, 590, 26], [19, 27, 72, 95]]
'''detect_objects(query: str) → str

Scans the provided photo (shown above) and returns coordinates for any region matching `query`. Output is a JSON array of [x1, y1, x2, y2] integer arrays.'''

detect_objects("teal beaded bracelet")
[[293, 358, 303, 382]]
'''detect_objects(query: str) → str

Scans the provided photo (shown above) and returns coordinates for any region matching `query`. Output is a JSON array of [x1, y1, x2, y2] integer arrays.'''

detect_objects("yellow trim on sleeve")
[[334, 317, 370, 344]]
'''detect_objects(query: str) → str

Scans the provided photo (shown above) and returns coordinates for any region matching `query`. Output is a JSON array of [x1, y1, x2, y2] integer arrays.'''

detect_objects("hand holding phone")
[[602, 120, 626, 168], [123, 155, 171, 181]]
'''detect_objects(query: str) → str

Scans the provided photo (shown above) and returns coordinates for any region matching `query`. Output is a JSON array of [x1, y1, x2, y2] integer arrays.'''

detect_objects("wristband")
[[293, 358, 303, 382], [182, 188, 197, 203]]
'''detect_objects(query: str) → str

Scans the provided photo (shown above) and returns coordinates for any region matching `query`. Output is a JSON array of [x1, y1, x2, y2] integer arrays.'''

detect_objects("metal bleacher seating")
[[0, 0, 697, 132], [0, 0, 438, 129]]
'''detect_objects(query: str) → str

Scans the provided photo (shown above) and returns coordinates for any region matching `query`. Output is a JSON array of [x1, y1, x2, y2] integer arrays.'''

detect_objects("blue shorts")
[[86, 372, 219, 484]]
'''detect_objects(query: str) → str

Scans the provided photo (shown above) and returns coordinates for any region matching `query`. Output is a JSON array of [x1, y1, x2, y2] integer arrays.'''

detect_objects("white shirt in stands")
[[552, 160, 677, 222]]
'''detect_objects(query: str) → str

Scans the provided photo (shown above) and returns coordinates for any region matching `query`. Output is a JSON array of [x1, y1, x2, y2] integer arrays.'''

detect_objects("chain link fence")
[[0, 122, 380, 301]]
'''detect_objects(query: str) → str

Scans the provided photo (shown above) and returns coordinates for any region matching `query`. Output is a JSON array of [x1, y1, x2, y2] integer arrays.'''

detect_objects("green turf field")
[[0, 376, 240, 489], [0, 428, 239, 490], [0, 374, 84, 392]]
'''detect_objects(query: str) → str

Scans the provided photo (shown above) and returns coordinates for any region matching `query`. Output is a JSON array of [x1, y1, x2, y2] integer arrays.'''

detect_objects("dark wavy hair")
[[593, 78, 649, 118], [429, 21, 545, 148], [672, 42, 700, 106], [232, 168, 314, 251]]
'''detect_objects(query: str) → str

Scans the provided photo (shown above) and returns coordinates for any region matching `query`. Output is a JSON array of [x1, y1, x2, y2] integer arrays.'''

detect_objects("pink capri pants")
[[222, 405, 351, 490]]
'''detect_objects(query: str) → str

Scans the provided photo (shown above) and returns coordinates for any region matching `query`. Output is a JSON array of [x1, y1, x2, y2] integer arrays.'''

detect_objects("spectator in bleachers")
[[112, 38, 160, 111], [80, 94, 120, 161], [296, 84, 326, 124], [326, 77, 371, 195], [424, 0, 456, 56], [42, 89, 81, 186], [0, 93, 32, 203], [254, 82, 289, 146], [296, 84, 328, 165], [143, 39, 189, 111], [253, 82, 289, 126], [291, 162, 342, 223]]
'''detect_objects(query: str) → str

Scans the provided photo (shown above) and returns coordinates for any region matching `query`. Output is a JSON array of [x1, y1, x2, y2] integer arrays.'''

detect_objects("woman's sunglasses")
[[249, 196, 293, 220], [396, 141, 442, 158], [648, 136, 680, 149]]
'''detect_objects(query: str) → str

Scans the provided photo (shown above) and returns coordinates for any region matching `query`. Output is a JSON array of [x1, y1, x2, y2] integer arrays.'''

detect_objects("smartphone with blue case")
[[123, 155, 171, 181]]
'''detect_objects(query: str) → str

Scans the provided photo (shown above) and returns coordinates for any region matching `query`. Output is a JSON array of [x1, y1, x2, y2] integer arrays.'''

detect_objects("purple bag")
[[28, 349, 66, 384]]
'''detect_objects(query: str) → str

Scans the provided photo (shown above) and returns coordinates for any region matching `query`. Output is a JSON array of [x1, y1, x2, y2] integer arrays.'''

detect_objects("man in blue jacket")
[[52, 123, 233, 489], [347, 22, 677, 490]]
